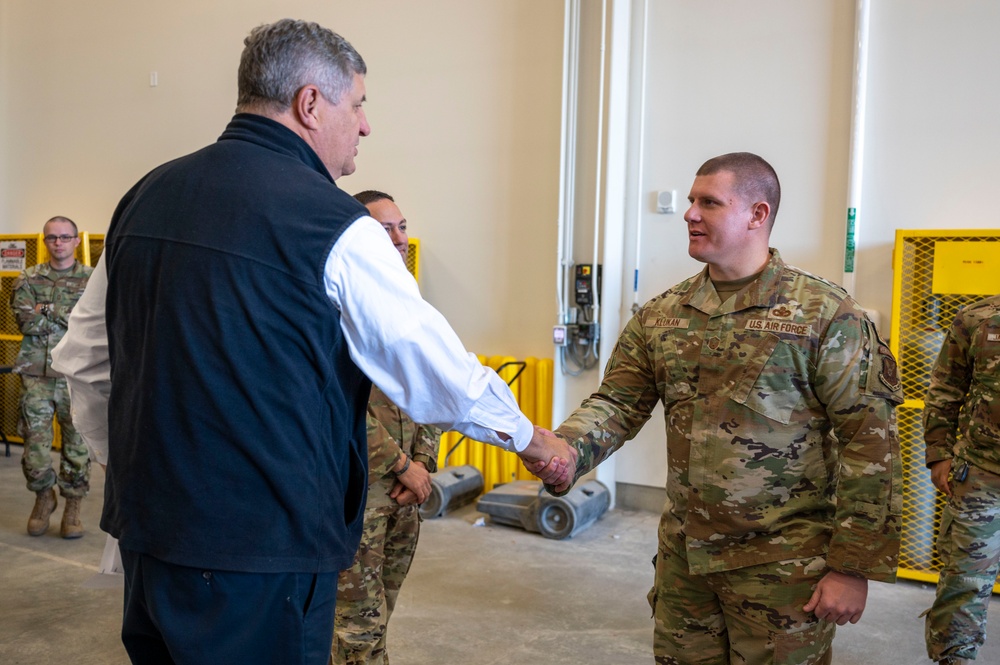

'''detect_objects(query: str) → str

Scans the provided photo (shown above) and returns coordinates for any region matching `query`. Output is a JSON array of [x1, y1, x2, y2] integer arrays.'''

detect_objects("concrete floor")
[[1, 448, 998, 664]]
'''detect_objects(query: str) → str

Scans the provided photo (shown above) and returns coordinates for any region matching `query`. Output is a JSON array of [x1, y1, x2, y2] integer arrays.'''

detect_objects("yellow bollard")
[[434, 355, 555, 491]]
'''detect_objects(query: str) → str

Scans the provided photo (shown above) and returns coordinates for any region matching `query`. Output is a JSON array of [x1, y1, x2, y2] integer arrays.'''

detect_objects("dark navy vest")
[[103, 114, 371, 572]]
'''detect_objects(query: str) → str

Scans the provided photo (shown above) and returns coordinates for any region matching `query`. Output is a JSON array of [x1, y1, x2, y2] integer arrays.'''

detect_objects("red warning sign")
[[1, 241, 27, 272]]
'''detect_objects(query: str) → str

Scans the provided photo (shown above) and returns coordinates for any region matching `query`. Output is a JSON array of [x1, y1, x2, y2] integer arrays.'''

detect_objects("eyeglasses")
[[43, 234, 77, 244]]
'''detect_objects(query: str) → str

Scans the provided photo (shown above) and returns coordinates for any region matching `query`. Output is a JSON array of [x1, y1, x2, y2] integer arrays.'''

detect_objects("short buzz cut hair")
[[353, 190, 394, 206], [236, 18, 366, 114], [697, 152, 781, 225], [45, 216, 78, 235]]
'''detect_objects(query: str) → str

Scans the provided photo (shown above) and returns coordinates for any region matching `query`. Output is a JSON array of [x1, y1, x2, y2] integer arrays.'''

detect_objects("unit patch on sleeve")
[[878, 343, 901, 392]]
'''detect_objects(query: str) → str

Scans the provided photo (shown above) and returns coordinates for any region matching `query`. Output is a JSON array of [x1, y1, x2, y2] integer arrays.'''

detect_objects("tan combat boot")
[[60, 496, 84, 539], [27, 488, 57, 536]]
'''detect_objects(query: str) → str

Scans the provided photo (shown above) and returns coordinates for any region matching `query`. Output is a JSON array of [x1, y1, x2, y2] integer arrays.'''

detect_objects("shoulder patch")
[[877, 343, 901, 392]]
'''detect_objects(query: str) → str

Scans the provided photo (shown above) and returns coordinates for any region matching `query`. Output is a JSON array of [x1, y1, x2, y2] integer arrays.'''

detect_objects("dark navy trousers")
[[120, 548, 338, 665]]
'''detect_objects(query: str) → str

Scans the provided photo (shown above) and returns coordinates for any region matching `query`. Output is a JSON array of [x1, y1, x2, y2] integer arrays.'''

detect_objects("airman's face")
[[683, 171, 756, 271], [366, 198, 408, 263], [42, 220, 80, 265]]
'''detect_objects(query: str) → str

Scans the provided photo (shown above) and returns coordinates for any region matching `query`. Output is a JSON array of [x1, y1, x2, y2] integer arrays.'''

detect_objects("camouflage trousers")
[[19, 375, 89, 498], [332, 502, 420, 665], [650, 534, 834, 665], [924, 462, 1000, 662]]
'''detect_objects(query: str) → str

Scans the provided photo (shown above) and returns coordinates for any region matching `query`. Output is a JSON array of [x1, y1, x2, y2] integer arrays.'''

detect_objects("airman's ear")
[[748, 201, 771, 229]]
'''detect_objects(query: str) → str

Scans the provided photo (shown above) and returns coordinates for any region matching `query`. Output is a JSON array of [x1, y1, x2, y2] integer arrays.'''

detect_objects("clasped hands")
[[390, 455, 432, 506], [518, 426, 578, 493]]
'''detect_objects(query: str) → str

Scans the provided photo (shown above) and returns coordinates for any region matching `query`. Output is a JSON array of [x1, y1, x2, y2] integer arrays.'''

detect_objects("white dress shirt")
[[51, 216, 533, 465]]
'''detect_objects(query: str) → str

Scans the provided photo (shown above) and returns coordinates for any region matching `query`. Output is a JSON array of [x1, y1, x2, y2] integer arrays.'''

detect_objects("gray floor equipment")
[[476, 479, 610, 539]]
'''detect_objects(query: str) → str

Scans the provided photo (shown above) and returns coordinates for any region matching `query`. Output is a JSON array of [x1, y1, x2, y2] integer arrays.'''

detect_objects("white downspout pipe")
[[556, 0, 578, 327], [552, 0, 581, 425], [593, 0, 633, 506], [631, 0, 649, 315], [589, 0, 609, 336], [843, 0, 871, 297]]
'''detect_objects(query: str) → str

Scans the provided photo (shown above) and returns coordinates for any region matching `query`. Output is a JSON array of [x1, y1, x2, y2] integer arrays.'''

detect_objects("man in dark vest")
[[52, 19, 574, 665]]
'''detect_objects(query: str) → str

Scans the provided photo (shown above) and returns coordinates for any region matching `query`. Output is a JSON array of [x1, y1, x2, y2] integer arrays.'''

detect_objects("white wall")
[[0, 0, 564, 359], [857, 0, 1000, 322], [0, 1, 14, 223]]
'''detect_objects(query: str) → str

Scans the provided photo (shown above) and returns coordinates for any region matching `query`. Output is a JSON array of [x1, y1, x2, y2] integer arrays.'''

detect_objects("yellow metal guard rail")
[[437, 356, 553, 492]]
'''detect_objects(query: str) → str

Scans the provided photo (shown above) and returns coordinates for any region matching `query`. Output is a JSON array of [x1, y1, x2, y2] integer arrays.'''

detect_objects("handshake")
[[517, 426, 579, 493], [391, 425, 579, 506]]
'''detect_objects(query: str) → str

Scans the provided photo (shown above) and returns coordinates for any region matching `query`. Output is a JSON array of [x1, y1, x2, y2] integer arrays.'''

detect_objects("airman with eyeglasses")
[[9, 216, 93, 539]]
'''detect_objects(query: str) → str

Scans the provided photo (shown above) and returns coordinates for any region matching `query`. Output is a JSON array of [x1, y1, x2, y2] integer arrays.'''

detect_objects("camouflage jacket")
[[365, 384, 441, 511], [10, 261, 93, 377], [924, 294, 1000, 475], [556, 249, 903, 580]]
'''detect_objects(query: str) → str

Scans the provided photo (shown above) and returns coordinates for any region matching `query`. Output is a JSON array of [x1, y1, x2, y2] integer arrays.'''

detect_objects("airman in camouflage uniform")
[[10, 216, 93, 538], [922, 294, 1000, 665], [332, 190, 441, 665], [545, 154, 903, 664], [332, 386, 441, 664]]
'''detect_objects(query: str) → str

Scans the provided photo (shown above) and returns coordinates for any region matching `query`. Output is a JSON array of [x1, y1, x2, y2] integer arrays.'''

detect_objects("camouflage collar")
[[680, 248, 784, 315], [32, 260, 87, 280]]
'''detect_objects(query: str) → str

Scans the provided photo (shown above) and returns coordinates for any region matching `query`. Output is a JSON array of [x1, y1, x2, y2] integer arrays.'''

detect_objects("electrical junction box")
[[552, 324, 569, 347], [574, 264, 602, 307]]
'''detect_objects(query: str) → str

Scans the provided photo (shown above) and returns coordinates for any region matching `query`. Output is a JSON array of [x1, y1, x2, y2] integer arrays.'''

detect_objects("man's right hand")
[[803, 570, 868, 625], [518, 426, 578, 493], [930, 459, 952, 496]]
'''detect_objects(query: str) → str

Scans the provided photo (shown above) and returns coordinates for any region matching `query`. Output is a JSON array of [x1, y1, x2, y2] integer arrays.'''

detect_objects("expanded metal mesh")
[[0, 235, 46, 446], [893, 231, 1000, 591], [406, 238, 419, 280], [898, 404, 940, 572], [0, 337, 21, 445], [86, 233, 105, 267]]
